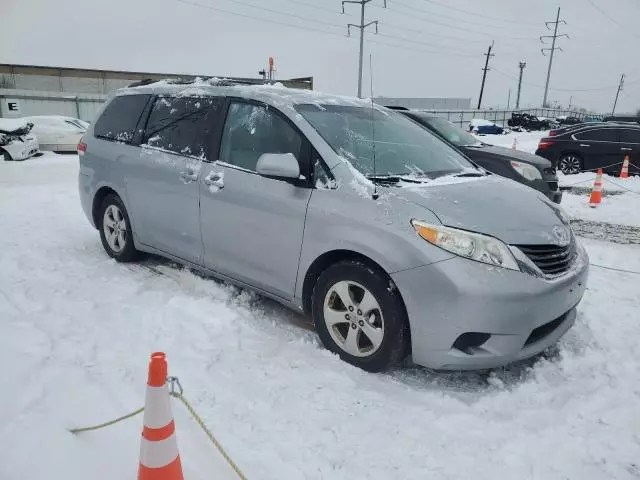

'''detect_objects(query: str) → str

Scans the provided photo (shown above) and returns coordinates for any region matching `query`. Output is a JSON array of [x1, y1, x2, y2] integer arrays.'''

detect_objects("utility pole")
[[541, 7, 568, 108], [342, 0, 386, 98], [516, 61, 526, 109], [477, 42, 494, 109], [612, 73, 625, 115]]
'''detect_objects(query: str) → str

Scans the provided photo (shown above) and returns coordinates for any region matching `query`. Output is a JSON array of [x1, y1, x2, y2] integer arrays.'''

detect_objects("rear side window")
[[219, 102, 302, 172], [143, 96, 223, 160], [618, 129, 640, 143], [575, 128, 617, 142], [94, 94, 150, 143]]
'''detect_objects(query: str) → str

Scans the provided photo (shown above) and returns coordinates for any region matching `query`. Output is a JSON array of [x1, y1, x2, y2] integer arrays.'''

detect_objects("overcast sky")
[[2, 0, 639, 113]]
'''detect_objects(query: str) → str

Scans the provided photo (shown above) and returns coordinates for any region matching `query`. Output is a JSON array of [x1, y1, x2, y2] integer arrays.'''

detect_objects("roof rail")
[[126, 78, 158, 88]]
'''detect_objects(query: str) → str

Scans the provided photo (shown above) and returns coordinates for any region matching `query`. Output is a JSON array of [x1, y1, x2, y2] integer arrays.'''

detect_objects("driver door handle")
[[204, 173, 223, 186], [579, 144, 590, 147], [179, 170, 198, 182], [621, 147, 633, 151]]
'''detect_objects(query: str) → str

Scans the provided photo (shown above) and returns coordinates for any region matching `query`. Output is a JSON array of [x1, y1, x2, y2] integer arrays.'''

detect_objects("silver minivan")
[[78, 81, 589, 372]]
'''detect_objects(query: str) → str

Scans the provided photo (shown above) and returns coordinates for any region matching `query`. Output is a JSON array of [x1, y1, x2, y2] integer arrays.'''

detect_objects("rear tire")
[[97, 194, 139, 262], [558, 153, 583, 175], [311, 260, 409, 372]]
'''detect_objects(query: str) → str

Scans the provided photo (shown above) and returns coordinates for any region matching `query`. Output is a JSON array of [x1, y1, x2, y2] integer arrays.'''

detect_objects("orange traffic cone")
[[589, 168, 603, 208], [512, 138, 517, 150], [620, 155, 630, 178], [138, 353, 184, 480]]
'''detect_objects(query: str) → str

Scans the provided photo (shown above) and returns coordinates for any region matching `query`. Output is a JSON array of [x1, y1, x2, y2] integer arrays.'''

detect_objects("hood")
[[393, 175, 567, 245], [464, 144, 552, 168]]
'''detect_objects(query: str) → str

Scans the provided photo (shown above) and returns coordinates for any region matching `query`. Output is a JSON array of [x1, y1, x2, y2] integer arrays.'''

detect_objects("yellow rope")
[[170, 392, 247, 480], [68, 407, 144, 434], [68, 395, 247, 479]]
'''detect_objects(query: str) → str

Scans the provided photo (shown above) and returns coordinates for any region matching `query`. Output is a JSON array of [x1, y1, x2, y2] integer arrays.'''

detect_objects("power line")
[[170, 0, 480, 61], [370, 2, 536, 42], [172, 0, 345, 35], [417, 0, 540, 27], [393, 0, 541, 32]]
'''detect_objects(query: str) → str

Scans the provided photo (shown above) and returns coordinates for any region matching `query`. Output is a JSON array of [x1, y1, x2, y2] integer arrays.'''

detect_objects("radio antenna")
[[369, 53, 379, 200]]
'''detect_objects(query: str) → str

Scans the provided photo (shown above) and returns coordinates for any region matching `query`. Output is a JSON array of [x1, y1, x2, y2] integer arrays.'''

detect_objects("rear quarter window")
[[93, 94, 151, 143], [143, 96, 223, 160], [574, 128, 617, 142]]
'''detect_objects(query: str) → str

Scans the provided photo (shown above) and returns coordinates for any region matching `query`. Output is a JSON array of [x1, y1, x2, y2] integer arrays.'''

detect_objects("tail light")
[[77, 136, 87, 156], [537, 139, 555, 150]]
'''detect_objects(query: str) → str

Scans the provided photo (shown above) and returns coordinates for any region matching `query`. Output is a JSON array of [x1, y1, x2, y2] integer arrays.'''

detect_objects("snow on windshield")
[[296, 104, 475, 177]]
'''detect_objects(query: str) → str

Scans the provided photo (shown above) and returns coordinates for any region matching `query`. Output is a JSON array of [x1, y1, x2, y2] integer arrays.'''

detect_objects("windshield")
[[414, 114, 479, 147], [295, 104, 476, 177]]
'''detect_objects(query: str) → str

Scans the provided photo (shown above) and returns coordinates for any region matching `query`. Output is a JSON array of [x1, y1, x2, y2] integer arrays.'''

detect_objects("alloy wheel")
[[103, 205, 127, 253], [559, 155, 581, 175], [323, 280, 384, 357]]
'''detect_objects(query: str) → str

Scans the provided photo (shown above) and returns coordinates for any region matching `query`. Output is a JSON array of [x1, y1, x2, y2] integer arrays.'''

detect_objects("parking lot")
[[1, 153, 639, 479]]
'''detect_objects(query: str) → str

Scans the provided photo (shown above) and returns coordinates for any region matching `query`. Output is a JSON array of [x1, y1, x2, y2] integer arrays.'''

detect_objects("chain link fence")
[[422, 108, 604, 130]]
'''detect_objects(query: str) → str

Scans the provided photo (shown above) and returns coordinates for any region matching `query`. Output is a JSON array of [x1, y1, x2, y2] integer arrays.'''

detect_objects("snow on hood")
[[0, 118, 32, 134], [395, 175, 568, 245]]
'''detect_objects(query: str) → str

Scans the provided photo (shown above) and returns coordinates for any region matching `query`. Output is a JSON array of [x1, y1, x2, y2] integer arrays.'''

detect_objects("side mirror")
[[256, 153, 300, 179]]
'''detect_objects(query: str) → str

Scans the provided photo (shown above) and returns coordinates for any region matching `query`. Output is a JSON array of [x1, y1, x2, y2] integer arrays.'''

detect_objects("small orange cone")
[[620, 155, 630, 179], [138, 353, 184, 480], [512, 137, 517, 150], [589, 168, 603, 208]]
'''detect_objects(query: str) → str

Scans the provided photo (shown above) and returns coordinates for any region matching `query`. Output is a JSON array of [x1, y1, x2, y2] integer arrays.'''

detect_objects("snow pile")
[[562, 191, 640, 227], [1, 153, 640, 479]]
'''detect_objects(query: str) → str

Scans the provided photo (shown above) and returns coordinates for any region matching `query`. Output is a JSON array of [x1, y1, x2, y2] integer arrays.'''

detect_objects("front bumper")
[[391, 242, 588, 370]]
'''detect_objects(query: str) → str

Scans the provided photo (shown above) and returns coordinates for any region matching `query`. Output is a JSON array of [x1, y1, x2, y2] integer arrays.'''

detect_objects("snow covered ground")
[[479, 130, 640, 228], [479, 129, 548, 155], [1, 153, 640, 480]]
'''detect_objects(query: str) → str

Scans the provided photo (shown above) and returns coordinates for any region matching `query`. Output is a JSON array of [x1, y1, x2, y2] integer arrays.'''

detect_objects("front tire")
[[2, 150, 12, 161], [311, 260, 409, 372], [98, 194, 139, 262], [558, 153, 583, 175]]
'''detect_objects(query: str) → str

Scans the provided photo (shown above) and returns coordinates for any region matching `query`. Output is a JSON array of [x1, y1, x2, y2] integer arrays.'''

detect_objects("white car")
[[23, 115, 88, 152], [0, 118, 40, 161]]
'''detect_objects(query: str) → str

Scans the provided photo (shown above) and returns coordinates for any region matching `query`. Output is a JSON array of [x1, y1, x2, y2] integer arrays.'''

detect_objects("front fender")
[[295, 188, 454, 300]]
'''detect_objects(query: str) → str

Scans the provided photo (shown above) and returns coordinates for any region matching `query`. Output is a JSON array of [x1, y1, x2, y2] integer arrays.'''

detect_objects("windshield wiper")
[[366, 175, 425, 184], [454, 171, 485, 178]]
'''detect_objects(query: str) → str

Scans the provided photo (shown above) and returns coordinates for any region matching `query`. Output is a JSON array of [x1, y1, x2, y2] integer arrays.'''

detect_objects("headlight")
[[510, 161, 542, 181], [410, 220, 520, 271]]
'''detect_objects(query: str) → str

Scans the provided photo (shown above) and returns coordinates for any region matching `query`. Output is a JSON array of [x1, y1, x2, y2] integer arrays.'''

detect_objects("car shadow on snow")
[[128, 253, 580, 396]]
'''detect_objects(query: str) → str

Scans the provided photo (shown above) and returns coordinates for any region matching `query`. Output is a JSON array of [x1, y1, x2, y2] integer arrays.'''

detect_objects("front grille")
[[515, 242, 576, 276], [547, 181, 559, 191]]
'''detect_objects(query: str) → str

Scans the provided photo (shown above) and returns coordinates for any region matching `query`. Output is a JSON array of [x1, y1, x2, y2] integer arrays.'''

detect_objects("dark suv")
[[390, 109, 562, 203], [536, 123, 640, 175]]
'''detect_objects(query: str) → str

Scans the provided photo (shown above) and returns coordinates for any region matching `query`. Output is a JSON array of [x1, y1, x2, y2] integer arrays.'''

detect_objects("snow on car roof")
[[469, 118, 496, 126], [120, 78, 377, 110], [0, 118, 31, 133]]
